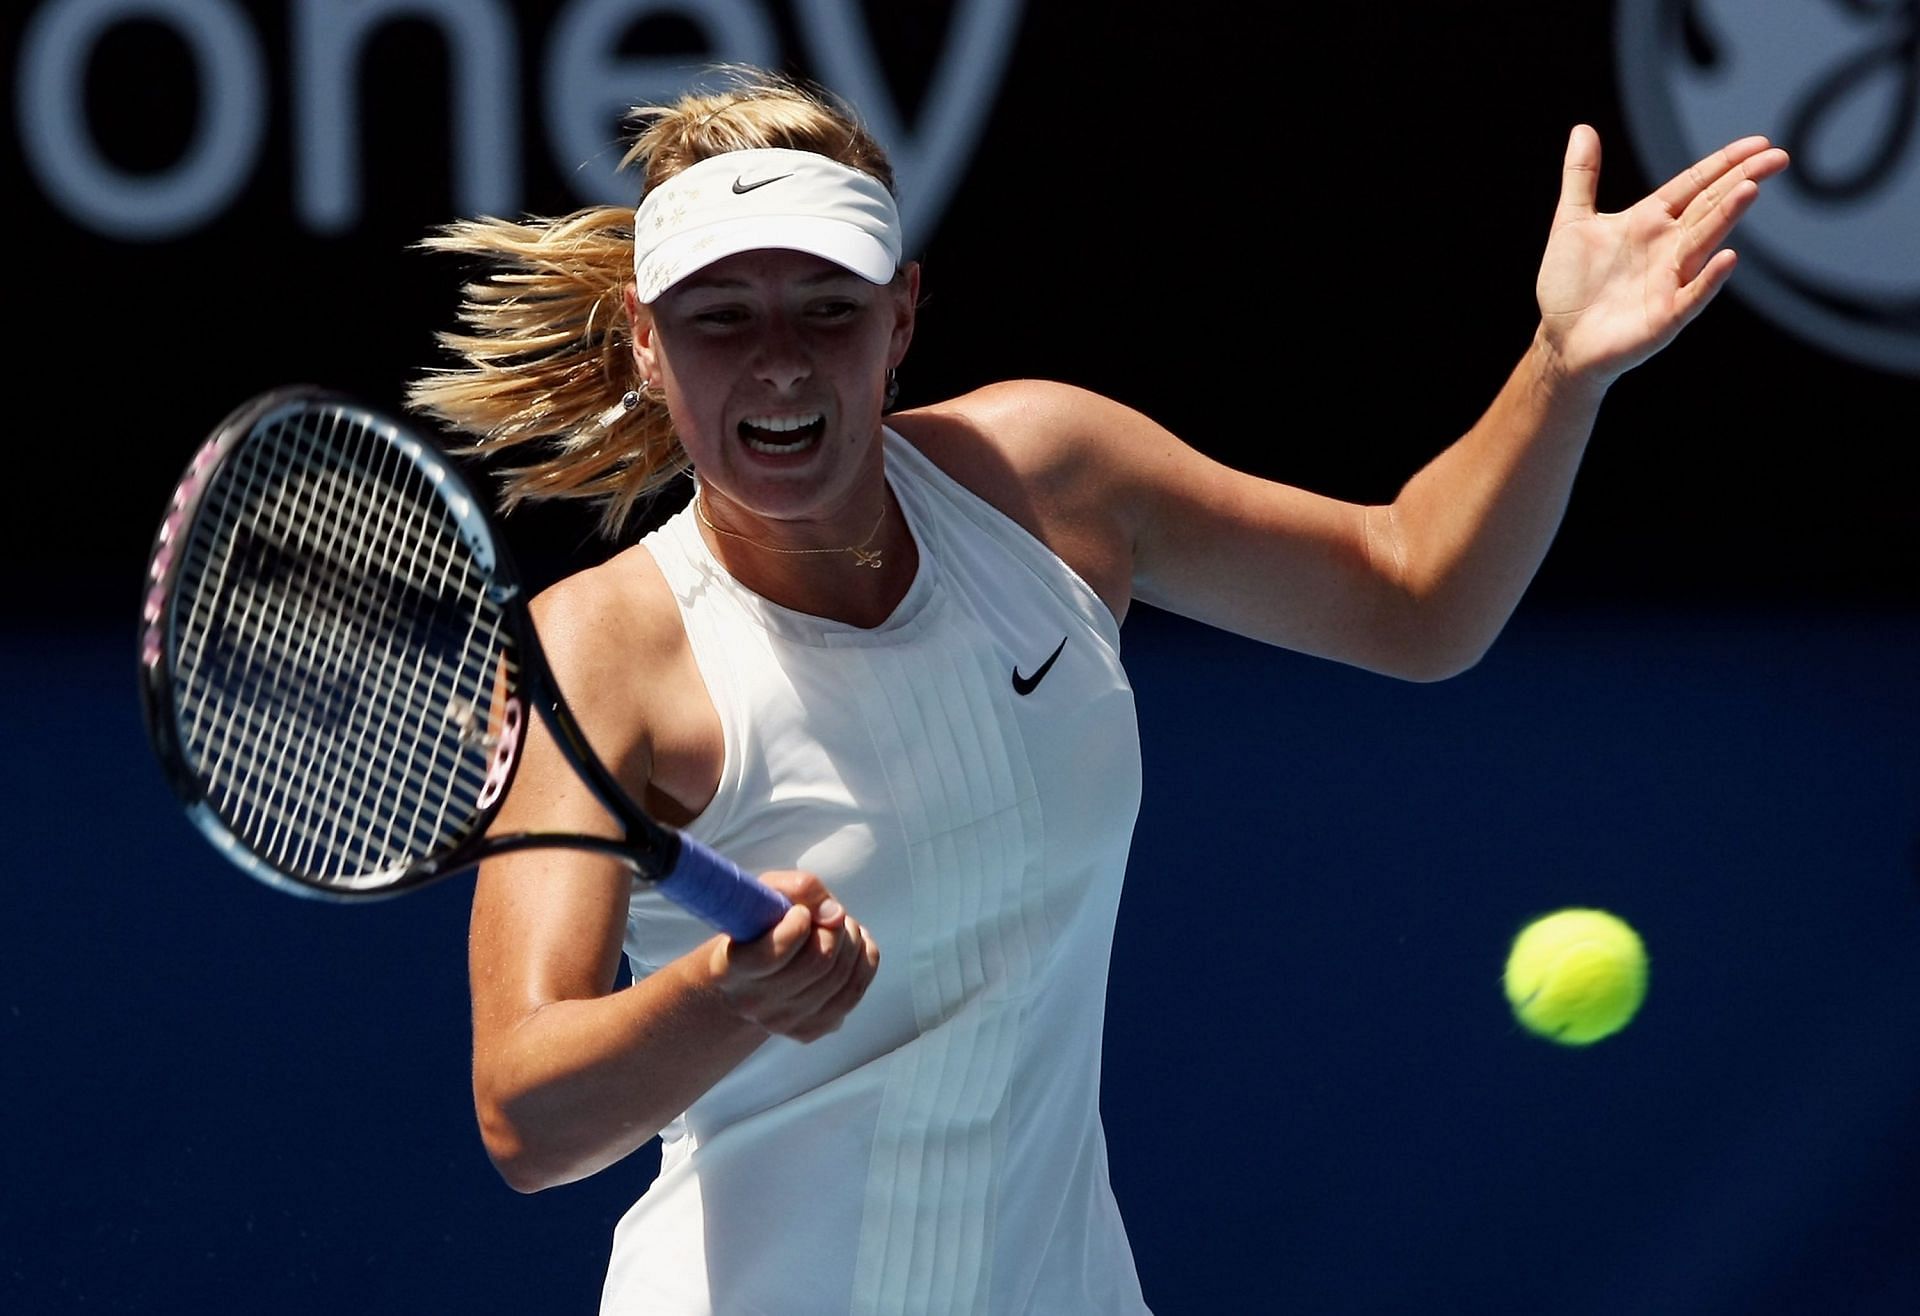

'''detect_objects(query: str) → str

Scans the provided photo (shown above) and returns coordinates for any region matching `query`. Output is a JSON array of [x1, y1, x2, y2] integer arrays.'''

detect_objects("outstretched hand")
[[1535, 125, 1789, 388]]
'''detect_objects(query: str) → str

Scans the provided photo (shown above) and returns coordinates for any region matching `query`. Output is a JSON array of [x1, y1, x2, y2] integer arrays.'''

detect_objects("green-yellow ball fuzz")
[[1503, 907, 1648, 1045]]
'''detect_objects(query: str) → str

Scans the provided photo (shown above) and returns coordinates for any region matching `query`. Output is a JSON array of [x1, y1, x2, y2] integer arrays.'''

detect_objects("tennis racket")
[[137, 384, 791, 940]]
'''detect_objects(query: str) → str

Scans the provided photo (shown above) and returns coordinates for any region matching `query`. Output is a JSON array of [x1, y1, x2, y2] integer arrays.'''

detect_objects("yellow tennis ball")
[[1503, 907, 1648, 1045]]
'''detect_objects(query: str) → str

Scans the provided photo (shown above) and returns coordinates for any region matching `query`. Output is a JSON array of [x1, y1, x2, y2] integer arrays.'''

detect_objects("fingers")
[[1672, 247, 1742, 327], [778, 914, 880, 1042], [817, 921, 882, 1020], [708, 870, 880, 1041], [1653, 135, 1788, 220], [1673, 174, 1763, 285], [1666, 142, 1786, 286], [755, 868, 839, 922]]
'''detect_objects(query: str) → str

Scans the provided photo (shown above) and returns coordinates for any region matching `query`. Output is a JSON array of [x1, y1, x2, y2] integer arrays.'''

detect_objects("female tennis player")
[[405, 65, 1787, 1314]]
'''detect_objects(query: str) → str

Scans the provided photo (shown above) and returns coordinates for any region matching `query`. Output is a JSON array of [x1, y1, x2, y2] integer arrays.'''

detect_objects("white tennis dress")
[[602, 431, 1151, 1315]]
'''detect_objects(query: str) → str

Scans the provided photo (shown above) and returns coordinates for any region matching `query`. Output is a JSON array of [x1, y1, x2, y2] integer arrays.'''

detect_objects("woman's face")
[[635, 248, 917, 536]]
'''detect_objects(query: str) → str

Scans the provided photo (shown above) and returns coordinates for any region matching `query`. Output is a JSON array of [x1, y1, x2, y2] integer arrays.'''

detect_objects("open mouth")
[[739, 413, 826, 454]]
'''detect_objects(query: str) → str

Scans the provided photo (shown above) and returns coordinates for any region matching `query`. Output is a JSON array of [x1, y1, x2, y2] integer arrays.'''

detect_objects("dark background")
[[4, 3, 1916, 1313]]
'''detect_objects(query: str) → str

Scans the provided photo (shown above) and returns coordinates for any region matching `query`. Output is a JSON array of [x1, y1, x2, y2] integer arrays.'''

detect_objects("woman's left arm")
[[1119, 126, 1789, 680]]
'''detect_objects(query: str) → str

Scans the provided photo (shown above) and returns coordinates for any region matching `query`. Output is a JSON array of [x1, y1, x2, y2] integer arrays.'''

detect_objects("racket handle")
[[656, 834, 793, 940]]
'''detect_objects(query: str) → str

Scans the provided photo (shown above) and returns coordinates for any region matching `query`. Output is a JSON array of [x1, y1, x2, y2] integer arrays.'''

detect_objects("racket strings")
[[207, 409, 501, 878], [171, 403, 516, 884]]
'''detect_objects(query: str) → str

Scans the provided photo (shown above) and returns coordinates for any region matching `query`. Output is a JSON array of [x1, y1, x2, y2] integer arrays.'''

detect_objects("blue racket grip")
[[655, 833, 792, 940]]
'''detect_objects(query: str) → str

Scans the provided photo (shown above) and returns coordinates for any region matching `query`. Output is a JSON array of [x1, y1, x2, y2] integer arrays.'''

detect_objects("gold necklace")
[[695, 492, 889, 569]]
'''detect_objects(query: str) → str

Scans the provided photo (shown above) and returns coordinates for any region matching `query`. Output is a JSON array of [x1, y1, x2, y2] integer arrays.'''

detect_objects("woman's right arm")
[[466, 560, 878, 1194]]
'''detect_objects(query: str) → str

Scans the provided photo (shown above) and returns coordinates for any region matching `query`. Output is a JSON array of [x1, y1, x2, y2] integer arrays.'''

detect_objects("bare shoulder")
[[889, 378, 1144, 487], [887, 379, 1157, 617], [530, 545, 680, 694], [524, 542, 687, 784], [530, 537, 720, 826]]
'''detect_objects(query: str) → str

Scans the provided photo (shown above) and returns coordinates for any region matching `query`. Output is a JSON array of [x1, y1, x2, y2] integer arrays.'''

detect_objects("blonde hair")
[[405, 66, 898, 536]]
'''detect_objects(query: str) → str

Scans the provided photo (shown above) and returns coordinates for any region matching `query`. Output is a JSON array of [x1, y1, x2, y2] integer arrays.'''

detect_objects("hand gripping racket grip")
[[656, 834, 793, 940]]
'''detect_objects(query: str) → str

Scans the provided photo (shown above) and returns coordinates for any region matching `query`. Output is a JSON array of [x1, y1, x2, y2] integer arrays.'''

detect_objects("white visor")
[[632, 148, 902, 303]]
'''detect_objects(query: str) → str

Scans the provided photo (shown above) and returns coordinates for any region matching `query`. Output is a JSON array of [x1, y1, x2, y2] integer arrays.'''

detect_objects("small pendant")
[[851, 547, 883, 569]]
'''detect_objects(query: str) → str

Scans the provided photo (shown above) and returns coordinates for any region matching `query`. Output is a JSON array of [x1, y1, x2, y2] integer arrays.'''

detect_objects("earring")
[[884, 368, 900, 410], [596, 385, 644, 430]]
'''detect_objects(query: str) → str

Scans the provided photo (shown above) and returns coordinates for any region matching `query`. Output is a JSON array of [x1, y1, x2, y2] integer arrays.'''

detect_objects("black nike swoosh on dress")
[[1012, 637, 1068, 695]]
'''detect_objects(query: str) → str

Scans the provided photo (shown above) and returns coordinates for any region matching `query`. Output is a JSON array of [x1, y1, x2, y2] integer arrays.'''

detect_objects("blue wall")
[[5, 604, 1914, 1314]]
